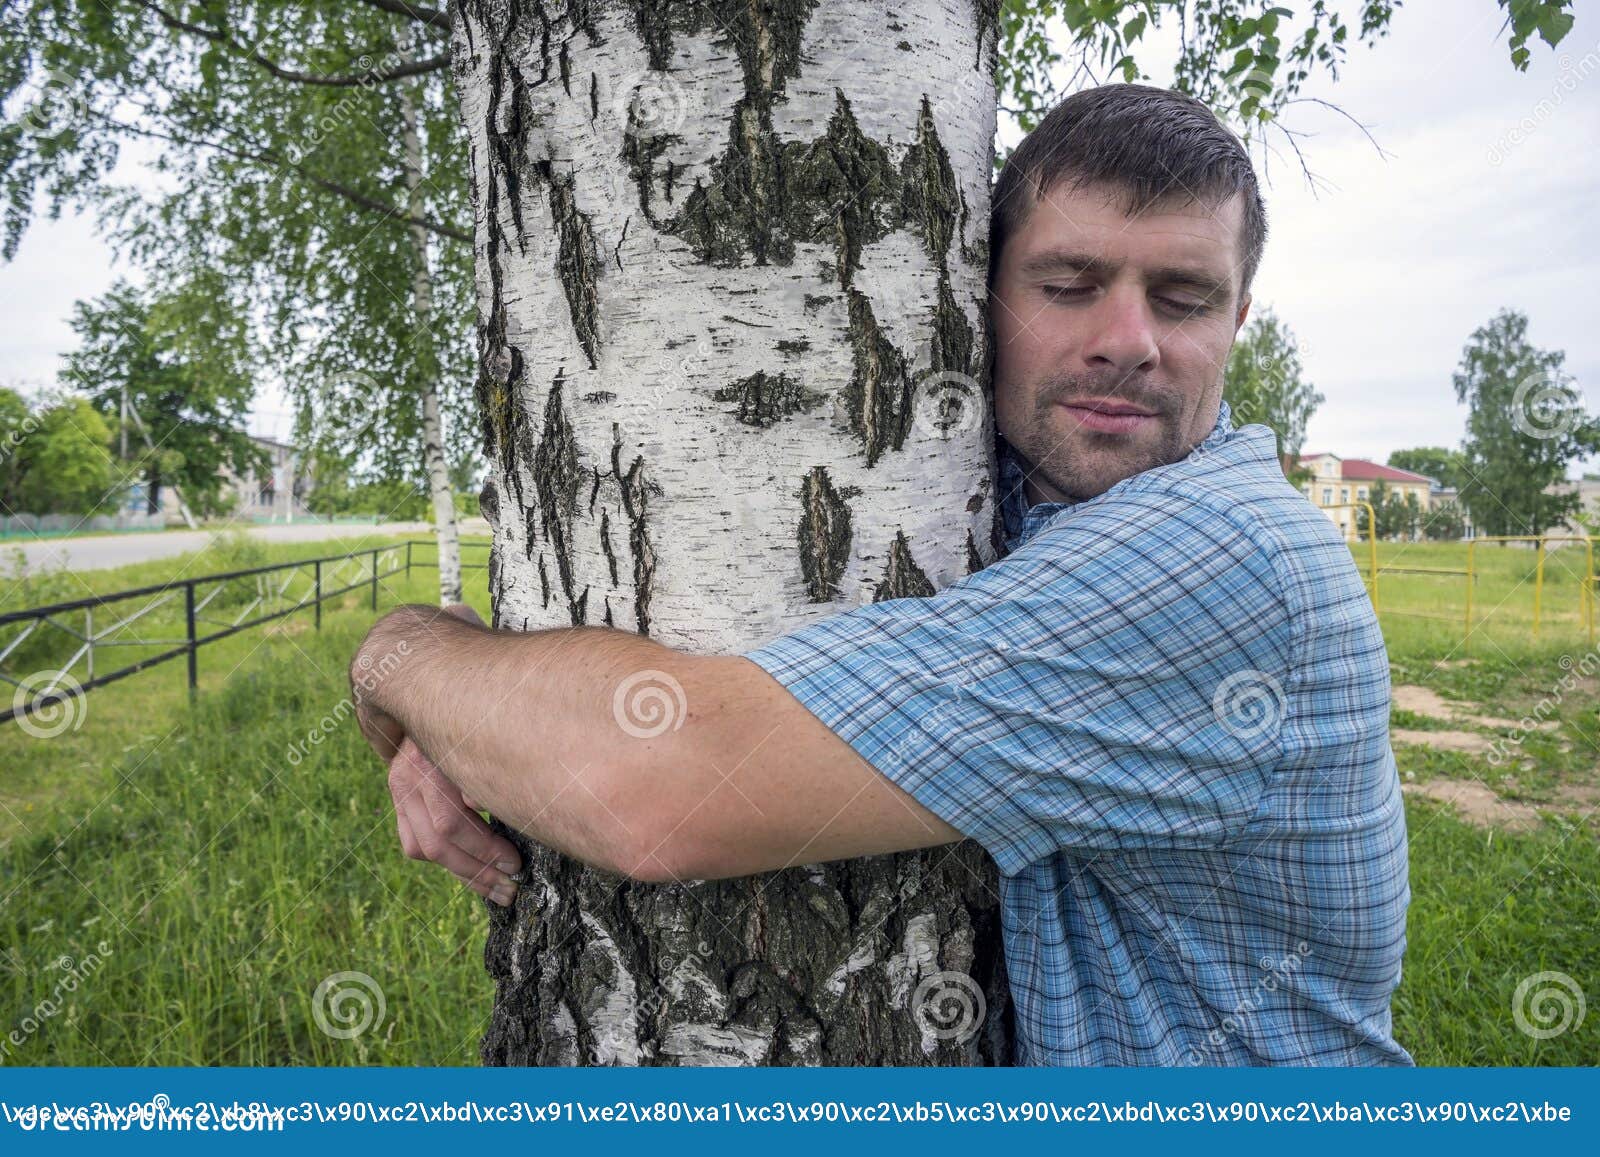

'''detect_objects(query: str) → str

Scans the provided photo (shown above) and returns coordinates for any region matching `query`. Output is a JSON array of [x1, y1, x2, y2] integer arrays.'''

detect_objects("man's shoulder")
[[1112, 423, 1348, 552]]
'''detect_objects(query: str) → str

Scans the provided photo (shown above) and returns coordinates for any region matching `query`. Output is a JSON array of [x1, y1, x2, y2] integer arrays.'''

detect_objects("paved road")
[[5, 521, 437, 575]]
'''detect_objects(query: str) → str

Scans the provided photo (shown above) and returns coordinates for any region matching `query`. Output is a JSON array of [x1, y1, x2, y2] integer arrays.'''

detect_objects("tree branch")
[[356, 0, 450, 30], [136, 0, 448, 87], [87, 110, 471, 244]]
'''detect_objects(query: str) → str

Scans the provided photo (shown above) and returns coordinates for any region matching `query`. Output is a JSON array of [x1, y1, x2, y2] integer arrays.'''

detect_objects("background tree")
[[1222, 306, 1322, 460], [997, 1, 1575, 149], [1422, 498, 1467, 541], [0, 0, 471, 600], [1387, 445, 1468, 491], [1455, 308, 1598, 537], [0, 389, 115, 515], [61, 276, 264, 517]]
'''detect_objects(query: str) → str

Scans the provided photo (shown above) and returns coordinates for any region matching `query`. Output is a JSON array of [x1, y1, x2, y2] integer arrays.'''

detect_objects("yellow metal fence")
[[1323, 504, 1599, 652]]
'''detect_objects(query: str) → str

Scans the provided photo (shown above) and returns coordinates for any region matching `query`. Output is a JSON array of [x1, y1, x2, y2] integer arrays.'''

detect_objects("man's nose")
[[1081, 284, 1160, 380]]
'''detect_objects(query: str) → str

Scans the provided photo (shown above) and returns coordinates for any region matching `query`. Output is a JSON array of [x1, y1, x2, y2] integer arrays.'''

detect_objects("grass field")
[[1, 537, 1597, 1065]]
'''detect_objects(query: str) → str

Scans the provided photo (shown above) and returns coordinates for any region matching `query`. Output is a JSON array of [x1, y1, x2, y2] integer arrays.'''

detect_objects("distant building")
[[1296, 453, 1467, 540], [1543, 477, 1600, 542], [225, 435, 314, 521]]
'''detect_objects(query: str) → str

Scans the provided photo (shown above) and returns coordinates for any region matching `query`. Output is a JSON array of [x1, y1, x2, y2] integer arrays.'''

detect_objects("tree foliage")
[[0, 0, 472, 488], [1454, 308, 1598, 537], [1353, 477, 1426, 541], [0, 386, 116, 515], [61, 276, 265, 516], [1386, 445, 1467, 491], [1222, 306, 1322, 458], [997, 0, 1577, 149]]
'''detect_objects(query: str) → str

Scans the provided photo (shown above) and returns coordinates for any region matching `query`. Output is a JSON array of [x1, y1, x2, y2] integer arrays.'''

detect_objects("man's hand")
[[351, 602, 523, 906], [387, 737, 522, 906]]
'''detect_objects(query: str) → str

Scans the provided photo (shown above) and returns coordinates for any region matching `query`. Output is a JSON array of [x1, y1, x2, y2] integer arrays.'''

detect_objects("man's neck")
[[1023, 474, 1074, 508]]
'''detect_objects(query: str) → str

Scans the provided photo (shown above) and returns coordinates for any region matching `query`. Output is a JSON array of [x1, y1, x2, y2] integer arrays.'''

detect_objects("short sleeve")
[[743, 491, 1293, 876]]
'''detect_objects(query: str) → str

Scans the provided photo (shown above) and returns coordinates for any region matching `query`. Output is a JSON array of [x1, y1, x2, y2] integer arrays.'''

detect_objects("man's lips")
[[1056, 397, 1158, 435]]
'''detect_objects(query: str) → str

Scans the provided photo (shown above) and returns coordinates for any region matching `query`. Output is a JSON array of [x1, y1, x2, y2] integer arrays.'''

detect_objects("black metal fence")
[[1, 539, 489, 727]]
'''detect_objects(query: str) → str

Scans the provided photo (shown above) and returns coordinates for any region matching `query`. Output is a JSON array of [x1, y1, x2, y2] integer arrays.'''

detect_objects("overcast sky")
[[1, 0, 1596, 469]]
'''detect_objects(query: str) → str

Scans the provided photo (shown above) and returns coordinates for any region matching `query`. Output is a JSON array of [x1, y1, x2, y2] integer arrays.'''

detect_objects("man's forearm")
[[355, 606, 681, 876], [355, 605, 963, 884]]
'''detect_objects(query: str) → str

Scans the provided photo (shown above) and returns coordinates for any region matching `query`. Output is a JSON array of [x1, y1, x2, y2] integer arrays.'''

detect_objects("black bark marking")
[[784, 91, 899, 288], [842, 290, 912, 466], [874, 530, 936, 602], [624, 0, 677, 71], [899, 95, 960, 267], [713, 371, 825, 427], [543, 162, 603, 368], [600, 508, 619, 585], [966, 529, 985, 574], [488, 540, 503, 627], [927, 269, 977, 378], [798, 466, 853, 602], [615, 446, 657, 637], [620, 96, 681, 224], [533, 376, 584, 619], [972, 0, 1000, 69], [478, 477, 500, 525], [473, 36, 534, 509]]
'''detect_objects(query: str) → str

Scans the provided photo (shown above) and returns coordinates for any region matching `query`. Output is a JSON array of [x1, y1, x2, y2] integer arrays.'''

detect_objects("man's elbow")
[[606, 804, 738, 884]]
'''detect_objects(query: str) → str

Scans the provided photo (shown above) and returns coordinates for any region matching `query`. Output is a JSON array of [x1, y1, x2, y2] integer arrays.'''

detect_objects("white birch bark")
[[400, 65, 464, 606], [453, 0, 1010, 1066]]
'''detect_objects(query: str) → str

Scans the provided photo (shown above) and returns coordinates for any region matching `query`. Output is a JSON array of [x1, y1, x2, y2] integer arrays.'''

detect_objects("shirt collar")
[[999, 400, 1234, 551]]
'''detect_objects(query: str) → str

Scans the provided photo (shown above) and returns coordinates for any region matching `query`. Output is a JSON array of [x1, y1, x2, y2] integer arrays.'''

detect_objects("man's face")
[[989, 179, 1253, 504]]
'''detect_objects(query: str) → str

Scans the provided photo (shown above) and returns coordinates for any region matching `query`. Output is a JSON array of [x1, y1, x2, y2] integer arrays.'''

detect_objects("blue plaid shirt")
[[745, 403, 1412, 1066]]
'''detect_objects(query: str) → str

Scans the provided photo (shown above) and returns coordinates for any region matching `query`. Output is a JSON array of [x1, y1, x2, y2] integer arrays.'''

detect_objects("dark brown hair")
[[990, 83, 1267, 302]]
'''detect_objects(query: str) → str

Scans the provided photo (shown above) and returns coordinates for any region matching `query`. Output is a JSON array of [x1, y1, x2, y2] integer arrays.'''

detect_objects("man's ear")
[[1234, 292, 1252, 333]]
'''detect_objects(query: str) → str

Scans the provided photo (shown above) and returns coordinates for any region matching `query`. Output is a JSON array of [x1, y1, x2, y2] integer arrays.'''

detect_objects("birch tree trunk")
[[400, 66, 464, 606], [452, 0, 1011, 1065]]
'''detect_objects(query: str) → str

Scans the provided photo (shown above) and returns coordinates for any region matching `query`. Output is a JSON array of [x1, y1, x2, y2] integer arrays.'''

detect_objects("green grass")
[[1, 538, 1596, 1064], [2, 541, 493, 1064], [1363, 538, 1600, 661]]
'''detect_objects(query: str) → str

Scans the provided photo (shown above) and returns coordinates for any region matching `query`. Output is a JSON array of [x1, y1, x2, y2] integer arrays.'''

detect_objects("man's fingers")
[[389, 742, 519, 903], [406, 745, 522, 877], [395, 807, 422, 860], [397, 789, 517, 905]]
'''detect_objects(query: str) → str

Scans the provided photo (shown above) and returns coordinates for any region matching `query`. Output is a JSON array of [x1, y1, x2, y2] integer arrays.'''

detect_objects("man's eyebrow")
[[1017, 248, 1233, 299]]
